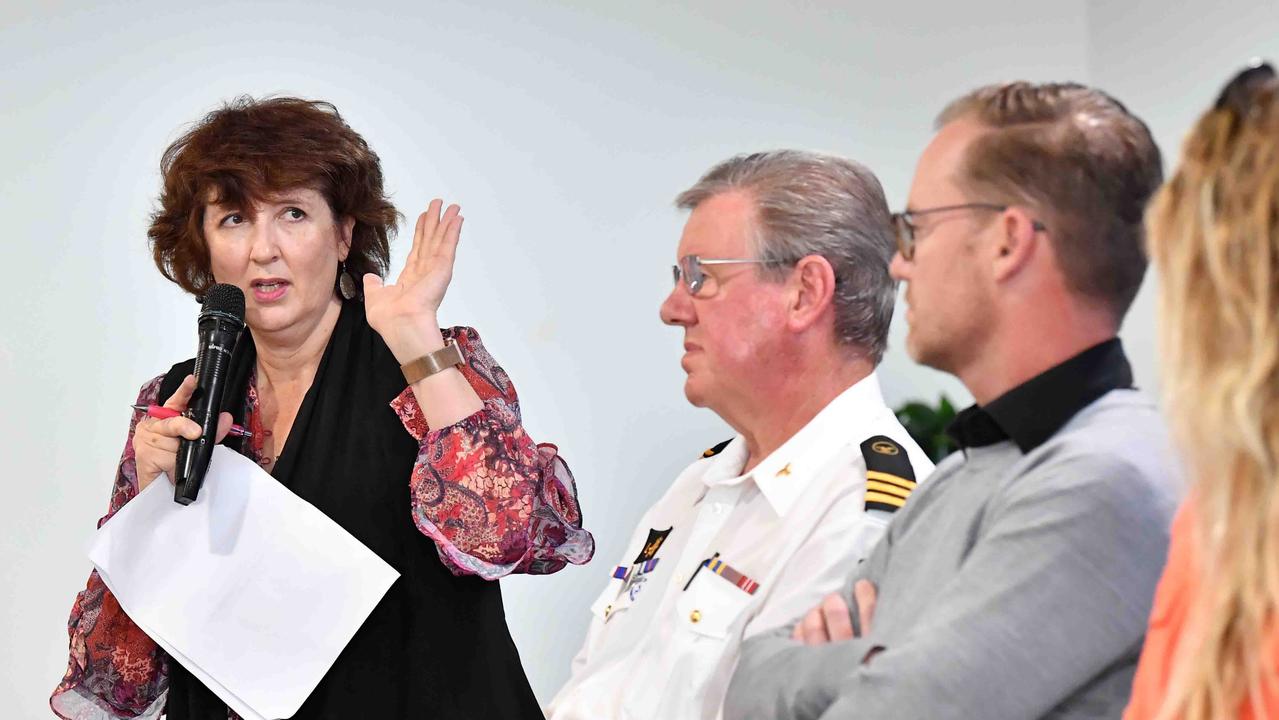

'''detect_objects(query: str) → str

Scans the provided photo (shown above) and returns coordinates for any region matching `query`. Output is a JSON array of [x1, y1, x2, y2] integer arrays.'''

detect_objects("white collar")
[[702, 372, 886, 516]]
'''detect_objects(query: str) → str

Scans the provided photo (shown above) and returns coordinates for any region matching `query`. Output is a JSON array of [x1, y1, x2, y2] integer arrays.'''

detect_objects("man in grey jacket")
[[724, 82, 1179, 719]]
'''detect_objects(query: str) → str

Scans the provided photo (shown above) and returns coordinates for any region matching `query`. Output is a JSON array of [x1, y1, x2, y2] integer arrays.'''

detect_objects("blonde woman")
[[1126, 61, 1279, 720]]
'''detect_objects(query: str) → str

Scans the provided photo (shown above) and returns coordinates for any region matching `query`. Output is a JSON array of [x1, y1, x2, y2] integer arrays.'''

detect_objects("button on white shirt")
[[547, 373, 934, 720]]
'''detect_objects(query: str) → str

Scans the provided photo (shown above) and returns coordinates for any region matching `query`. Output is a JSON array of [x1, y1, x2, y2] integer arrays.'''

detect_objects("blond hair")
[[1148, 77, 1279, 720]]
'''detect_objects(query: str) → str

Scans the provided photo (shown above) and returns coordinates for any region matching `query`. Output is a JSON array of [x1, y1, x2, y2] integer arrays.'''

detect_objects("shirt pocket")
[[674, 568, 756, 641], [590, 577, 636, 624]]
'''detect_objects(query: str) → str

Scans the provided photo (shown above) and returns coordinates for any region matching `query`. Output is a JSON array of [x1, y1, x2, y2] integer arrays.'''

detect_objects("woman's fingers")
[[136, 414, 201, 442], [135, 411, 233, 492], [421, 198, 443, 239], [140, 430, 182, 455], [407, 205, 431, 273], [215, 412, 234, 443], [415, 200, 461, 272], [423, 214, 462, 290], [436, 202, 460, 240], [399, 199, 464, 279], [134, 425, 179, 491], [424, 205, 461, 287], [434, 213, 463, 267], [164, 374, 197, 411], [152, 415, 203, 441], [435, 204, 460, 254], [366, 198, 464, 341], [410, 199, 444, 271]]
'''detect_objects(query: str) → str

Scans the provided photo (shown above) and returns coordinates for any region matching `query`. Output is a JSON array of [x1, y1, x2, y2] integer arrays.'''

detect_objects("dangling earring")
[[337, 260, 359, 301]]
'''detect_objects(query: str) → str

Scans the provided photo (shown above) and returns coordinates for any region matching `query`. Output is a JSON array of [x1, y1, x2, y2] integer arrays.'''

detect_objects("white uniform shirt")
[[547, 373, 934, 720]]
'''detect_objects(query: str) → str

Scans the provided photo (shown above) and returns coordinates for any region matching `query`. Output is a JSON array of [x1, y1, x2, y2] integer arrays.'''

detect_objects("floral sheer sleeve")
[[50, 376, 169, 720], [390, 327, 595, 579]]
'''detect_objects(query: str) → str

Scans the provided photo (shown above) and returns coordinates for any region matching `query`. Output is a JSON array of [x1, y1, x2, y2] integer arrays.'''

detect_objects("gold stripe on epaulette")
[[865, 490, 907, 508], [866, 471, 916, 490], [866, 480, 911, 500]]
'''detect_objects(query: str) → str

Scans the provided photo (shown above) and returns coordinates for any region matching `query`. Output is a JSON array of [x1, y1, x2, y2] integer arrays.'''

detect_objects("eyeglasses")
[[1215, 59, 1276, 117], [891, 203, 1046, 260], [671, 255, 783, 297]]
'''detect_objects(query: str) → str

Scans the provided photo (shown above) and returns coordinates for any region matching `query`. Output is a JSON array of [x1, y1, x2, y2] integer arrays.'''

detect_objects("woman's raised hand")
[[364, 199, 462, 363], [133, 374, 233, 492]]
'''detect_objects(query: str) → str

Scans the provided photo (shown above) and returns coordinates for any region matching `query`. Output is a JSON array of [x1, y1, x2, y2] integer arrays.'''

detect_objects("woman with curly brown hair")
[[1126, 62, 1279, 720], [49, 96, 594, 719]]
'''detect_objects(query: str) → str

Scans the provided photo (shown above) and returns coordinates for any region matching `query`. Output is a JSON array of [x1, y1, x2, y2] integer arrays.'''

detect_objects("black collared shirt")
[[946, 338, 1135, 453]]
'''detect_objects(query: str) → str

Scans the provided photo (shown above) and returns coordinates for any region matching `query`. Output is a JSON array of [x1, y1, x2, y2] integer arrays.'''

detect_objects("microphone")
[[174, 283, 245, 505]]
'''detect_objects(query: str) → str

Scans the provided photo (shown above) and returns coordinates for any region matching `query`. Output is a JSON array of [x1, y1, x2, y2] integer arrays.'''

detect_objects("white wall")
[[1087, 0, 1279, 394], [0, 1, 1097, 715]]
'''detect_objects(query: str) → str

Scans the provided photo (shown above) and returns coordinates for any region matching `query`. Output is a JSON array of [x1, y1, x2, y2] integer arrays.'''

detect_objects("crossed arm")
[[725, 461, 1172, 720]]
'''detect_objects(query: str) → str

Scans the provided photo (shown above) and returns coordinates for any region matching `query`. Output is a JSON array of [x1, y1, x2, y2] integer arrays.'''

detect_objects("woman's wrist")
[[386, 314, 484, 428], [409, 366, 485, 429], [385, 316, 445, 365]]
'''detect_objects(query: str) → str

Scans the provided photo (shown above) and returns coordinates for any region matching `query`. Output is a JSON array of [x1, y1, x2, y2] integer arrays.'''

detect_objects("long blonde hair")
[[1148, 74, 1279, 720]]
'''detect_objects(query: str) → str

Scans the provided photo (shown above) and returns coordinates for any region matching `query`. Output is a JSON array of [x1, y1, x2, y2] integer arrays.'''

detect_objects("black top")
[[945, 338, 1135, 453], [158, 301, 543, 719]]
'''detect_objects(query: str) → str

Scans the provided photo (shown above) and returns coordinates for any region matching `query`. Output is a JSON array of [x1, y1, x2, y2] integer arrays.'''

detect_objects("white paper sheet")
[[89, 446, 400, 720]]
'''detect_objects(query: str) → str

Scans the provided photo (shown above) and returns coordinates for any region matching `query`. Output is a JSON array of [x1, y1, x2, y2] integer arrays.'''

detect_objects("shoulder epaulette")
[[859, 435, 916, 513], [702, 439, 732, 459]]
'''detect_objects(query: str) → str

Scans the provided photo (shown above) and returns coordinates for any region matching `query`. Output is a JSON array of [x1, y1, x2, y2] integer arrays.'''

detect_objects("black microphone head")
[[201, 283, 245, 325]]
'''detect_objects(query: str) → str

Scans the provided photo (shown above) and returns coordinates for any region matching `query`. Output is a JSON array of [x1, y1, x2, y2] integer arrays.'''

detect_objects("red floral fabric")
[[392, 327, 592, 577], [49, 375, 170, 720], [50, 327, 592, 718]]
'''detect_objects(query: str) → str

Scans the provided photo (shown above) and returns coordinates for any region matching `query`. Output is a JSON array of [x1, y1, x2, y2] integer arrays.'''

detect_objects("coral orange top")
[[1125, 500, 1279, 719]]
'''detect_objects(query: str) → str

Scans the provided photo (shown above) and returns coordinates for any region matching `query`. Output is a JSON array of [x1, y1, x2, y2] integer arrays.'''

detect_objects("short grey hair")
[[675, 150, 898, 363]]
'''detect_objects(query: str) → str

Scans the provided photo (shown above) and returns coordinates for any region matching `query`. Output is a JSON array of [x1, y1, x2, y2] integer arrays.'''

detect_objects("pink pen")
[[131, 404, 253, 438]]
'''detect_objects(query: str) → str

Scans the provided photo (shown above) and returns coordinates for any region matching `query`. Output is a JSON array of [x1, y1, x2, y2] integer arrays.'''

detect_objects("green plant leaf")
[[894, 394, 959, 463]]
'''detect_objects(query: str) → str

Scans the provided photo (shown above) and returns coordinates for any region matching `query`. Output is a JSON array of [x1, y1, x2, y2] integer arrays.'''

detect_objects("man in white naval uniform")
[[547, 150, 933, 720]]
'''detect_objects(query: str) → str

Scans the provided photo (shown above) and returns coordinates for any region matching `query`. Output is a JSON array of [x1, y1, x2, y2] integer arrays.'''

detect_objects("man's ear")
[[991, 207, 1041, 283], [788, 255, 838, 332], [337, 217, 356, 261]]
